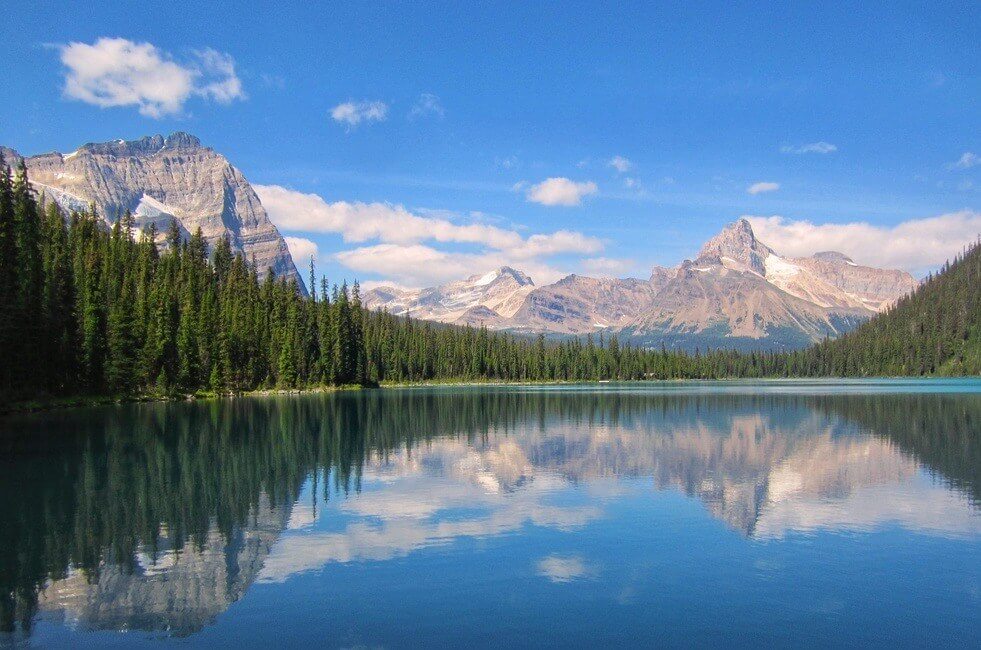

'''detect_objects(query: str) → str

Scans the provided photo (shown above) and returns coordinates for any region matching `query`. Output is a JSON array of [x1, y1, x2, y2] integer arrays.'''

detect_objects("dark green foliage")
[[799, 241, 981, 376], [0, 163, 977, 405]]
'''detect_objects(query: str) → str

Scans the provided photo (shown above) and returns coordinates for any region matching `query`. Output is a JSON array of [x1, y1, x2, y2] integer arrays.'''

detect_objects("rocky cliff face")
[[363, 218, 918, 350], [790, 252, 918, 312], [507, 275, 661, 334], [2, 133, 302, 290]]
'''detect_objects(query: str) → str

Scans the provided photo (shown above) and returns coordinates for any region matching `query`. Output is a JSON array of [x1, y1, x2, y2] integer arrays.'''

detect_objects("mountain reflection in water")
[[0, 382, 978, 643]]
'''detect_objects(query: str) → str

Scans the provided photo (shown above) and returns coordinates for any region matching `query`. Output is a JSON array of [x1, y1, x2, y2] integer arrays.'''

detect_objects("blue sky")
[[1, 2, 978, 286]]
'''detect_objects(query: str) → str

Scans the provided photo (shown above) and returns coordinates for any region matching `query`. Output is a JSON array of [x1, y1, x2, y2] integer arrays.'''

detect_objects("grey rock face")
[[695, 217, 774, 275], [3, 133, 302, 290], [789, 255, 917, 312], [508, 275, 661, 334], [628, 261, 867, 342]]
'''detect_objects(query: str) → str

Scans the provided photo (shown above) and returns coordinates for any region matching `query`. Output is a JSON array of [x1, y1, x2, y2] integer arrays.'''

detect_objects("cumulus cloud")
[[409, 93, 444, 119], [747, 181, 780, 195], [193, 48, 244, 103], [780, 142, 837, 155], [57, 37, 244, 117], [255, 184, 603, 286], [256, 185, 599, 254], [284, 236, 319, 267], [330, 100, 388, 126], [335, 243, 594, 288], [526, 177, 598, 206], [948, 152, 979, 170], [608, 156, 632, 173], [746, 210, 981, 274]]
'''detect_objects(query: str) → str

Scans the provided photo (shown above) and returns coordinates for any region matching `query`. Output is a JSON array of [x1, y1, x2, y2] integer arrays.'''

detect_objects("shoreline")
[[2, 375, 978, 416]]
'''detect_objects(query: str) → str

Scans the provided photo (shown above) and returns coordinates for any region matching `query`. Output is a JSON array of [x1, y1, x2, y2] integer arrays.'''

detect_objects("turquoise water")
[[1, 380, 979, 647]]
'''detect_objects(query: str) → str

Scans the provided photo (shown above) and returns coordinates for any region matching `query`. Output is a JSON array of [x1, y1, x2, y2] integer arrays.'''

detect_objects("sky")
[[1, 2, 978, 287]]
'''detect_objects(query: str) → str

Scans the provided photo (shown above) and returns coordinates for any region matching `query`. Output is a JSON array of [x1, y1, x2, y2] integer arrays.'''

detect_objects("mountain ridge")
[[1, 132, 303, 291], [364, 218, 918, 350]]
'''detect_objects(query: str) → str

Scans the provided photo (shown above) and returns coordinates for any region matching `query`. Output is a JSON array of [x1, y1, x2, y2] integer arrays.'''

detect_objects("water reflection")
[[0, 383, 978, 641]]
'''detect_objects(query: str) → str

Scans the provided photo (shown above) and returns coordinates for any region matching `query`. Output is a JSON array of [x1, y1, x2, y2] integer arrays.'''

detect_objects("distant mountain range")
[[1, 133, 918, 351], [0, 132, 302, 289], [364, 219, 918, 350]]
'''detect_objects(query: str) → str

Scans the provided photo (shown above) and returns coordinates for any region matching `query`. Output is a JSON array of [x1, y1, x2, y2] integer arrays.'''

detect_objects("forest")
[[0, 155, 978, 404]]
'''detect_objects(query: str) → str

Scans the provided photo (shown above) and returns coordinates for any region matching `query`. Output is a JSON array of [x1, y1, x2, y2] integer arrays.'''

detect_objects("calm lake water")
[[1, 380, 979, 648]]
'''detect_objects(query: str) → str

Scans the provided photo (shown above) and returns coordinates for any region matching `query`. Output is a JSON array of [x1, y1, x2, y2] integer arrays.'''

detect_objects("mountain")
[[364, 219, 918, 350], [621, 218, 909, 349], [363, 266, 535, 326], [1, 132, 302, 289], [507, 274, 662, 334], [810, 238, 981, 375]]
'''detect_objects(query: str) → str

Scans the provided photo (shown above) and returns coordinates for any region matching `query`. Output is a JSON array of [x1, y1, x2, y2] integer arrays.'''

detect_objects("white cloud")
[[330, 100, 388, 126], [284, 236, 318, 267], [747, 181, 780, 195], [409, 93, 444, 119], [193, 48, 244, 104], [746, 210, 981, 273], [581, 257, 635, 277], [58, 37, 244, 118], [949, 152, 979, 170], [256, 185, 600, 255], [256, 185, 599, 255], [526, 177, 598, 206], [335, 244, 573, 288], [622, 177, 640, 189], [780, 142, 837, 155], [608, 156, 632, 173], [255, 184, 603, 286]]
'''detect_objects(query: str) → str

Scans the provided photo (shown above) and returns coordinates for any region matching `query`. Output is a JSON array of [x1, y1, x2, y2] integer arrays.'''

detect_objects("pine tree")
[[0, 154, 18, 398]]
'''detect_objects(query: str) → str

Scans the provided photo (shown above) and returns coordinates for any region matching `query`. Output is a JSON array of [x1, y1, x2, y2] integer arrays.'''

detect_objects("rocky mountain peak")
[[813, 251, 854, 263], [74, 132, 205, 158], [164, 131, 203, 149], [0, 145, 21, 164], [469, 266, 533, 287], [497, 266, 534, 286], [696, 218, 773, 275], [9, 133, 303, 291]]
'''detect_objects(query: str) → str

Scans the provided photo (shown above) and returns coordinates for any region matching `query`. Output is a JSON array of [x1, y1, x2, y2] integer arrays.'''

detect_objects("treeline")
[[0, 155, 977, 403], [798, 242, 980, 376]]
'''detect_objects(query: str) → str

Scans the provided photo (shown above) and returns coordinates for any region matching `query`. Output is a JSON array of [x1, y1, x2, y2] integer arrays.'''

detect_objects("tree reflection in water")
[[0, 385, 977, 637]]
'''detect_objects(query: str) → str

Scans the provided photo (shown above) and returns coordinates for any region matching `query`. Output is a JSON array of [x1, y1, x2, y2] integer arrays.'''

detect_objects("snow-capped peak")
[[473, 270, 500, 286]]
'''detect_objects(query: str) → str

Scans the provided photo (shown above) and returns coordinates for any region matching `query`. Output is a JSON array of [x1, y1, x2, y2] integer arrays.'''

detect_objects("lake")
[[1, 380, 979, 648]]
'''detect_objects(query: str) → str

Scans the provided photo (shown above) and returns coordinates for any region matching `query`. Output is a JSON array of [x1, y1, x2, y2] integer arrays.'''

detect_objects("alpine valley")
[[364, 219, 918, 351]]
